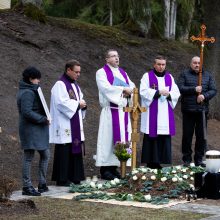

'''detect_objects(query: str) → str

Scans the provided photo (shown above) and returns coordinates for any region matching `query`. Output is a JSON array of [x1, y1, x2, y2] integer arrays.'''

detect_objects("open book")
[[37, 87, 52, 122]]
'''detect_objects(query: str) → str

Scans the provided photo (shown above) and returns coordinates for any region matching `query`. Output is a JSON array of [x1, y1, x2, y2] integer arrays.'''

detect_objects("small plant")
[[114, 142, 132, 161], [0, 175, 17, 200]]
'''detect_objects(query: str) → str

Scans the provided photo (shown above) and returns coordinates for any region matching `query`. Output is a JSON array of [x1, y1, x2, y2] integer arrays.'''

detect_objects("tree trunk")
[[169, 0, 177, 39], [203, 0, 220, 118], [164, 0, 171, 39], [109, 0, 113, 26], [129, 0, 152, 37], [178, 0, 195, 43]]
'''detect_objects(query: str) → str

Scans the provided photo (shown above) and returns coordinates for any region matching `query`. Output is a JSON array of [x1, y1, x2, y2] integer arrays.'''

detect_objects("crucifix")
[[190, 24, 215, 91], [124, 88, 146, 170]]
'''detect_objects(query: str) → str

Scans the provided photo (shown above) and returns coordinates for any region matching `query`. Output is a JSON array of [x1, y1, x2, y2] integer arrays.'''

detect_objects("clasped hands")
[[159, 89, 169, 97], [79, 99, 87, 109], [123, 87, 133, 98]]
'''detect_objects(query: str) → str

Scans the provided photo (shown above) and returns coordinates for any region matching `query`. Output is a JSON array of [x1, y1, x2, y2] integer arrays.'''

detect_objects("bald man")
[[178, 56, 217, 167]]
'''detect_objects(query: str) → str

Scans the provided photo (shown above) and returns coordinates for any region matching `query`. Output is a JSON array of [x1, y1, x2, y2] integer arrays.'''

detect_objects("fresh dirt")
[[0, 10, 220, 216]]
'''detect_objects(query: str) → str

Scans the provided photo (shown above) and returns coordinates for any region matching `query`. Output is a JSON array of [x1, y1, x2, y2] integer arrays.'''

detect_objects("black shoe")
[[38, 183, 49, 193], [72, 181, 80, 185], [183, 161, 191, 167], [147, 163, 162, 169], [101, 171, 116, 180], [111, 169, 121, 179], [22, 186, 41, 196], [195, 162, 206, 168], [56, 181, 72, 186]]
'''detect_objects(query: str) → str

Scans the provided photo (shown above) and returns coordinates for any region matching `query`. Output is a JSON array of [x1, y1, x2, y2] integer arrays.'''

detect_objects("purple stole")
[[103, 64, 129, 144], [148, 70, 175, 137], [60, 74, 82, 154]]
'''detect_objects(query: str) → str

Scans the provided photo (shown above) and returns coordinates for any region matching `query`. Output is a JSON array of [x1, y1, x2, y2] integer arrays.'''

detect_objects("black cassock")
[[52, 143, 85, 184], [141, 134, 171, 164]]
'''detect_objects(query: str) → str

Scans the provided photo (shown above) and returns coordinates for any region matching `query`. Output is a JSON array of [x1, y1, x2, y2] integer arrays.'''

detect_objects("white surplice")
[[49, 81, 85, 144], [95, 64, 135, 167], [140, 72, 180, 135]]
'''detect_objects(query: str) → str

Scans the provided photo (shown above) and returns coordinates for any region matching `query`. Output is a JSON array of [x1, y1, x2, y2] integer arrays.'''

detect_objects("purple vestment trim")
[[103, 64, 129, 144], [148, 70, 175, 137], [60, 74, 82, 154]]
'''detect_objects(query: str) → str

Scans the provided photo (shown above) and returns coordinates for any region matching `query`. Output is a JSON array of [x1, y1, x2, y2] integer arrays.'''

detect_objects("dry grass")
[[0, 197, 210, 220]]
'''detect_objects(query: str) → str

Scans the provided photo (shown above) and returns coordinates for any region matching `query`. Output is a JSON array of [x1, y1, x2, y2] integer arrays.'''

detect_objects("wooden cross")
[[124, 88, 146, 170], [190, 24, 215, 89]]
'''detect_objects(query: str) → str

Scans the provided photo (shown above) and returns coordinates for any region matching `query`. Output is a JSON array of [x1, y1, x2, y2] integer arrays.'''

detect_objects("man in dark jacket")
[[178, 56, 217, 167], [17, 67, 49, 196]]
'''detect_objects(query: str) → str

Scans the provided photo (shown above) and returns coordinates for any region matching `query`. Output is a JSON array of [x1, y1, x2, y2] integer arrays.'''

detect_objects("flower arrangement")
[[71, 164, 205, 205], [114, 142, 132, 161]]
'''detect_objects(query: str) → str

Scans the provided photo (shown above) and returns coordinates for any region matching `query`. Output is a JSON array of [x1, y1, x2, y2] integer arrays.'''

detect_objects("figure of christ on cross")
[[190, 24, 215, 91]]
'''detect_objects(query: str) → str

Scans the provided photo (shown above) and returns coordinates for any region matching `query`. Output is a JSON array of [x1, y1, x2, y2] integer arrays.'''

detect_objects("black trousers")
[[182, 111, 207, 164]]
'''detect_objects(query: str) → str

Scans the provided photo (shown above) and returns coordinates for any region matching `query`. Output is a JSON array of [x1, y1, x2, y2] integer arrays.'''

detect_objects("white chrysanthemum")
[[182, 168, 187, 173], [178, 177, 183, 182], [141, 175, 147, 180], [97, 183, 103, 189], [90, 181, 96, 188], [176, 165, 181, 170], [172, 170, 177, 174], [183, 175, 188, 179], [141, 168, 147, 173], [127, 194, 133, 200], [150, 175, 156, 180], [132, 175, 138, 181], [114, 178, 120, 184], [190, 177, 194, 181], [190, 184, 195, 190], [190, 163, 195, 167], [132, 170, 139, 175], [144, 194, 151, 201], [190, 171, 194, 175], [161, 177, 167, 182], [172, 177, 178, 182], [110, 180, 116, 185], [153, 169, 158, 174]]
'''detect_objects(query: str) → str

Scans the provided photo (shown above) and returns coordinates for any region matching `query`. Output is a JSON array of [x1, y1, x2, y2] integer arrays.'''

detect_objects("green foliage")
[[43, 0, 79, 18], [77, 1, 109, 25], [48, 16, 141, 46], [24, 3, 47, 23], [189, 0, 204, 37], [11, 0, 19, 7], [150, 0, 164, 38], [114, 142, 131, 161]]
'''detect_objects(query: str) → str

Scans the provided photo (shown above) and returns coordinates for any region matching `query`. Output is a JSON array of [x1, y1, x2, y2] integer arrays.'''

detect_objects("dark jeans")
[[182, 111, 207, 164]]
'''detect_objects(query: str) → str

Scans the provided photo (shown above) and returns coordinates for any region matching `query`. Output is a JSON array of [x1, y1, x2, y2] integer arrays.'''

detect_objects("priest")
[[50, 59, 87, 186], [95, 49, 135, 180], [140, 56, 180, 169]]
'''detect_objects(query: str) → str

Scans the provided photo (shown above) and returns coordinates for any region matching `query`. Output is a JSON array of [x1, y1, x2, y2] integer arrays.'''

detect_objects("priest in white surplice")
[[95, 49, 135, 180], [50, 60, 86, 186], [140, 56, 180, 169]]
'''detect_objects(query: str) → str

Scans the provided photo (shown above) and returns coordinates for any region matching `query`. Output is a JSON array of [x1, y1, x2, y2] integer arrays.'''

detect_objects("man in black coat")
[[178, 56, 217, 167]]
